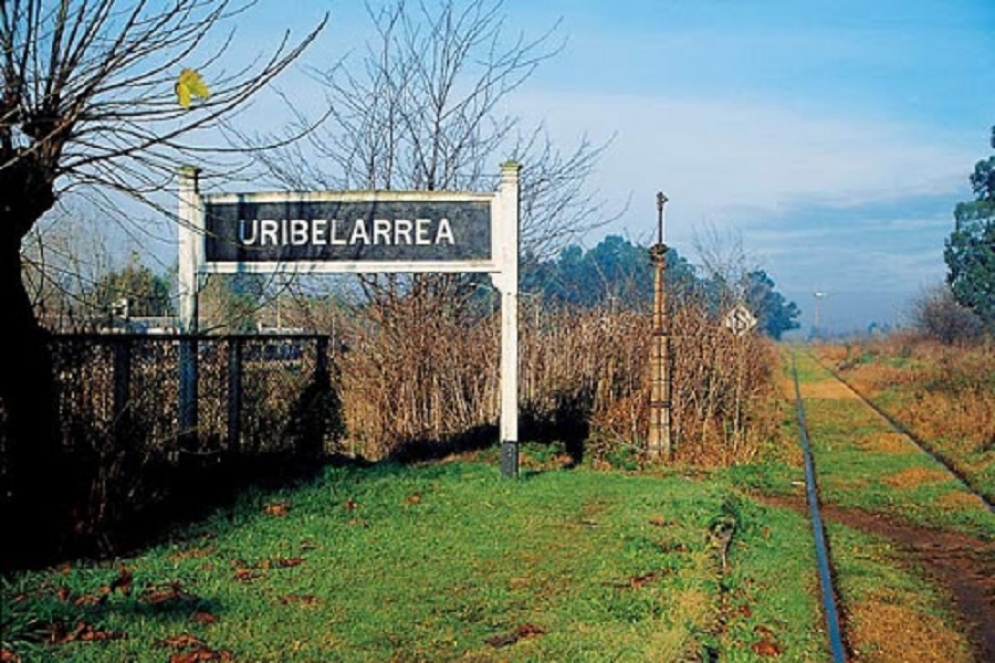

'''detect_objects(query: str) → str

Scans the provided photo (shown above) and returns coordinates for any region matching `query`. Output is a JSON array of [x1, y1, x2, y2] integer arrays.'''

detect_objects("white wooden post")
[[177, 166, 202, 333], [177, 166, 202, 444], [495, 162, 520, 477]]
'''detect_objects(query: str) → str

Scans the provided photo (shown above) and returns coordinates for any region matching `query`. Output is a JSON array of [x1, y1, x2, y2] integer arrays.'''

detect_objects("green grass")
[[2, 455, 832, 662]]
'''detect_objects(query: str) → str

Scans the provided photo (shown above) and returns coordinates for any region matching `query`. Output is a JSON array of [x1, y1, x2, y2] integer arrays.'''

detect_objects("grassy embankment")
[[3, 451, 830, 662]]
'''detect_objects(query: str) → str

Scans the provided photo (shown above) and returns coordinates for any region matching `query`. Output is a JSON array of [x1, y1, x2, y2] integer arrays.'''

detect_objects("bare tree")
[[0, 0, 325, 565], [250, 0, 614, 261], [691, 223, 752, 308], [237, 0, 616, 456], [21, 208, 123, 332]]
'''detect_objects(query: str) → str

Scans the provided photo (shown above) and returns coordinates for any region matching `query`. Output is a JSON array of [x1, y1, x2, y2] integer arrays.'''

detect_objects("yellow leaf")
[[175, 81, 191, 108], [175, 68, 210, 108]]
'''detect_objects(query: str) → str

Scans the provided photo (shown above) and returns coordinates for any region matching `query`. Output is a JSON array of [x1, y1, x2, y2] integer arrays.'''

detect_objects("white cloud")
[[508, 90, 974, 229], [506, 89, 973, 302]]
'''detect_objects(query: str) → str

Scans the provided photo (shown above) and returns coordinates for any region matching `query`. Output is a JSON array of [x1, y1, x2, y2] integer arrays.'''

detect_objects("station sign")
[[203, 196, 493, 267], [177, 164, 523, 477]]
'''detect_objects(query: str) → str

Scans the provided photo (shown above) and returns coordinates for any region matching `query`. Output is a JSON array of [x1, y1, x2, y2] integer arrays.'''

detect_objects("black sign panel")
[[204, 199, 492, 263]]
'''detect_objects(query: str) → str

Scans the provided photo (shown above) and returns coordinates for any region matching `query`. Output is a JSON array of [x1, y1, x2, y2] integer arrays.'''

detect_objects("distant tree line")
[[522, 234, 800, 340]]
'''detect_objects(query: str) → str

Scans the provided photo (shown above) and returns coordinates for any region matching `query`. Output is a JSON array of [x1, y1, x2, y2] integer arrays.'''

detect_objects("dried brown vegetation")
[[331, 287, 780, 467]]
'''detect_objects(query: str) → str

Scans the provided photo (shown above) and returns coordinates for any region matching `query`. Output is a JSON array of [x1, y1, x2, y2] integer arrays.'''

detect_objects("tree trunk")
[[0, 173, 66, 569]]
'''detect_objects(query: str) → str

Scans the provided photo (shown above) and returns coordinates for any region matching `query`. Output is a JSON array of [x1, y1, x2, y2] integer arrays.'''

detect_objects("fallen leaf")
[[109, 567, 134, 595], [191, 611, 218, 625], [404, 493, 422, 505], [160, 632, 234, 662], [73, 593, 106, 607], [50, 621, 125, 644], [161, 634, 207, 649], [751, 625, 781, 657], [264, 501, 291, 517], [276, 557, 305, 568], [627, 571, 662, 589], [485, 623, 546, 648], [731, 603, 753, 619], [752, 640, 781, 657], [1, 648, 21, 662], [234, 568, 260, 582], [140, 581, 189, 605], [344, 498, 357, 511]]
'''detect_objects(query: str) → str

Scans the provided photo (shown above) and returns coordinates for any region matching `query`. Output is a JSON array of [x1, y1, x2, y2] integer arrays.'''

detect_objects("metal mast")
[[648, 192, 673, 461]]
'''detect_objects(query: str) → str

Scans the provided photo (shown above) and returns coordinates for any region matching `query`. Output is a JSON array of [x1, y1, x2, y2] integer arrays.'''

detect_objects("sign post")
[[177, 166, 202, 445], [177, 163, 522, 476], [493, 163, 520, 477], [647, 192, 673, 462]]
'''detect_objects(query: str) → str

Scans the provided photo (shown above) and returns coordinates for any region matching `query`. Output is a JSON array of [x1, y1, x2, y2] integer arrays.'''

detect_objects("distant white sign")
[[723, 304, 758, 337]]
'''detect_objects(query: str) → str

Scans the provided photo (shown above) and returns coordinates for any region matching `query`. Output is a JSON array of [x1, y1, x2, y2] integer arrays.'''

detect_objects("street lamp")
[[813, 291, 826, 337]]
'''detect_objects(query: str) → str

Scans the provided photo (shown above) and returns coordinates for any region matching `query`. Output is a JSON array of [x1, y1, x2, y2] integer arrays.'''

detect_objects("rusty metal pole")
[[648, 192, 672, 461]]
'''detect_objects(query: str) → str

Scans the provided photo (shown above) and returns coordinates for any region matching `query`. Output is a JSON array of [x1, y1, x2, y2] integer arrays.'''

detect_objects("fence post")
[[178, 338, 198, 449], [307, 336, 331, 458], [112, 337, 132, 449], [227, 337, 242, 457]]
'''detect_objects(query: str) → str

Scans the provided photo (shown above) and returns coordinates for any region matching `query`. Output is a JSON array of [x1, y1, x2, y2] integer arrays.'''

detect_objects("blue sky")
[[237, 0, 995, 332]]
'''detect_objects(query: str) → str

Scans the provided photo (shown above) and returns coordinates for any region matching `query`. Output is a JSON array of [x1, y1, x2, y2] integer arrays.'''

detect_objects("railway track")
[[790, 349, 995, 662], [790, 354, 848, 663]]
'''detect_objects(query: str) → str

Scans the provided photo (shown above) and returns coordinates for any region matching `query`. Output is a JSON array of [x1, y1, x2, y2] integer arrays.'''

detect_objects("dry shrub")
[[827, 335, 995, 495], [336, 284, 780, 467], [337, 278, 500, 459], [834, 335, 995, 458], [587, 300, 779, 466]]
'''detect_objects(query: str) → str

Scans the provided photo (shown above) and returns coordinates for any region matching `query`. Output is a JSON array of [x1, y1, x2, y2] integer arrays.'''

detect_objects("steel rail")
[[792, 354, 848, 663]]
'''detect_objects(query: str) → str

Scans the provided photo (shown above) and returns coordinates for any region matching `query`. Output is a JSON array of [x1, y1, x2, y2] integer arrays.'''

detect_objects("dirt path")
[[763, 495, 995, 662]]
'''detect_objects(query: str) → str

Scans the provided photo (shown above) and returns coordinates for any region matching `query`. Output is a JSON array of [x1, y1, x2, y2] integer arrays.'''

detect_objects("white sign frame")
[[177, 163, 522, 476]]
